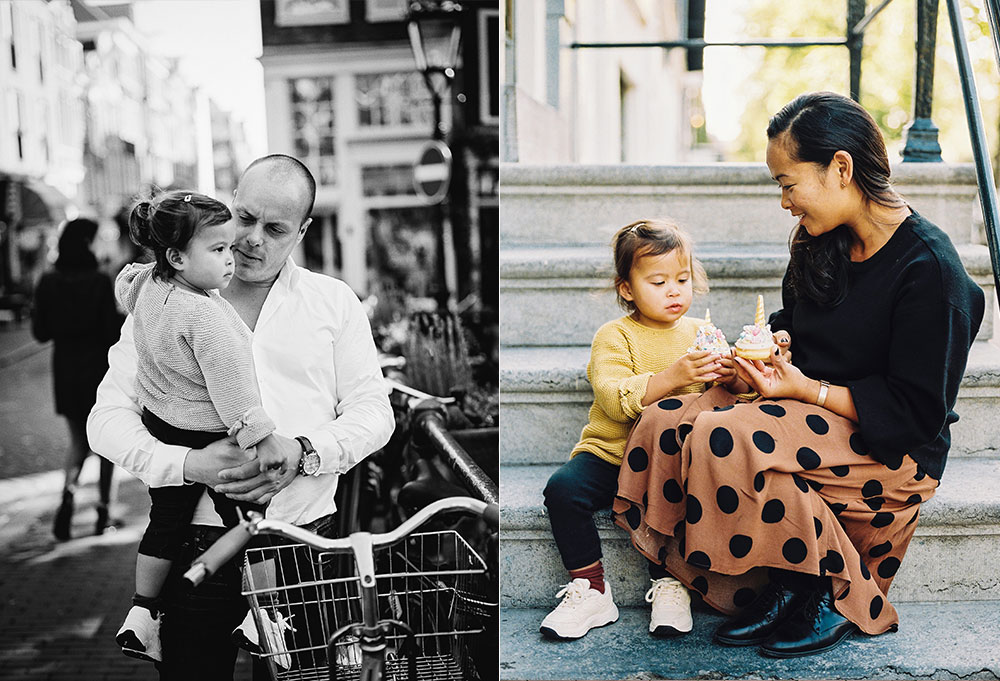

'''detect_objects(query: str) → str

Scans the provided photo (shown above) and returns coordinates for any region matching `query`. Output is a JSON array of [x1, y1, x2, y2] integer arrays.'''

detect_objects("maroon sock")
[[569, 562, 605, 593]]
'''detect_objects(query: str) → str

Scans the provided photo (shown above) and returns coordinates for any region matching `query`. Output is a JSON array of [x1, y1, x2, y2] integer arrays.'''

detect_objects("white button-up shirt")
[[87, 258, 395, 526]]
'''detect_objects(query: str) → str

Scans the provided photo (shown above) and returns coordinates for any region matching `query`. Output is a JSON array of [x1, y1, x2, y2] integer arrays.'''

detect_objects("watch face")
[[302, 452, 321, 476]]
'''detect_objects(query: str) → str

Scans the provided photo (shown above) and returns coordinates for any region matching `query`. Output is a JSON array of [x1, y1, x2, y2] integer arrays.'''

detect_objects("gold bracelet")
[[816, 380, 830, 408]]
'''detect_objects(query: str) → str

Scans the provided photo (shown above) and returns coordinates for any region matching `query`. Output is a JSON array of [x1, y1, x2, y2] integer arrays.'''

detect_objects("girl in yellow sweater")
[[540, 219, 751, 640]]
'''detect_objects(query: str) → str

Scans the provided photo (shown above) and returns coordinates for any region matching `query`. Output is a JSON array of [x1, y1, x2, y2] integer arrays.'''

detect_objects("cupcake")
[[734, 295, 776, 362], [687, 309, 731, 355]]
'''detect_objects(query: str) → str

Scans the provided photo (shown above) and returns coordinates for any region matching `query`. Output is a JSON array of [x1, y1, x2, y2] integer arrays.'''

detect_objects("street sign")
[[413, 140, 452, 204]]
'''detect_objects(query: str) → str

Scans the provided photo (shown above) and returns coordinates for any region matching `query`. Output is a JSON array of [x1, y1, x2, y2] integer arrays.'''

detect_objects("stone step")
[[500, 242, 997, 347], [499, 162, 983, 247], [499, 340, 1000, 464], [498, 457, 1000, 608], [499, 601, 1000, 680]]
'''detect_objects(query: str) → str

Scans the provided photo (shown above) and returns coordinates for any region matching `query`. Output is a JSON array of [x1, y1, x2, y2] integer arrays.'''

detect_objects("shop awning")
[[1, 175, 70, 227]]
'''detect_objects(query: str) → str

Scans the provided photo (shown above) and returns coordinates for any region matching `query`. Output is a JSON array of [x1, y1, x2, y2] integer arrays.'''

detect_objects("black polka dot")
[[759, 403, 786, 417], [709, 427, 734, 457], [830, 502, 847, 515], [906, 509, 920, 525], [714, 404, 735, 412], [729, 534, 752, 558], [753, 471, 766, 492], [859, 558, 871, 580], [686, 495, 703, 524], [733, 588, 756, 608], [678, 423, 693, 442], [905, 493, 922, 505], [658, 398, 683, 410], [642, 492, 648, 507], [691, 575, 709, 595], [831, 465, 850, 477], [877, 557, 901, 579], [837, 585, 851, 600], [662, 479, 683, 503], [716, 486, 739, 514], [914, 467, 926, 481], [806, 414, 829, 435], [796, 447, 821, 470], [782, 538, 807, 564], [659, 429, 680, 455], [627, 447, 648, 473], [871, 512, 895, 528], [792, 474, 809, 493], [673, 519, 685, 536], [806, 479, 824, 492], [863, 497, 885, 511], [657, 545, 668, 563], [849, 433, 869, 455], [869, 541, 893, 558], [624, 504, 641, 530], [687, 551, 711, 569], [752, 431, 775, 453], [821, 550, 844, 574], [814, 517, 823, 538], [862, 480, 882, 498], [761, 499, 785, 523], [870, 595, 883, 619]]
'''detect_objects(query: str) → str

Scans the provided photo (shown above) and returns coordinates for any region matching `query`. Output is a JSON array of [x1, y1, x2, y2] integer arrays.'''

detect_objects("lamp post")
[[406, 0, 464, 312]]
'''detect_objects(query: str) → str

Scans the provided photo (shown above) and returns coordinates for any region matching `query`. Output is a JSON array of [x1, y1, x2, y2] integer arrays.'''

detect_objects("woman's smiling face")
[[766, 133, 851, 238]]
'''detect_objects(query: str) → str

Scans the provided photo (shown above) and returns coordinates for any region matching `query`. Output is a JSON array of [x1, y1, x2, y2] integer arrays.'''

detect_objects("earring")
[[840, 181, 846, 188]]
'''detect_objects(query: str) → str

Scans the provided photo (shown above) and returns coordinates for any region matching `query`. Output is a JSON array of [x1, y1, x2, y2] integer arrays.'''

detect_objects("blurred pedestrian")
[[32, 218, 123, 539]]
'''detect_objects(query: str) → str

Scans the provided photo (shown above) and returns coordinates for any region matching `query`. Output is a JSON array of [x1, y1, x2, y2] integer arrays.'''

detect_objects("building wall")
[[510, 0, 696, 164]]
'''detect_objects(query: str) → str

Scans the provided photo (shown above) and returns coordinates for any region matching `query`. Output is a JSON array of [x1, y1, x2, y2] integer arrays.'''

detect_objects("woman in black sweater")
[[613, 92, 984, 657]]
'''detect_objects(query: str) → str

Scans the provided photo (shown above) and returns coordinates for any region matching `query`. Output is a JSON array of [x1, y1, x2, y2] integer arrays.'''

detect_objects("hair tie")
[[183, 194, 192, 203]]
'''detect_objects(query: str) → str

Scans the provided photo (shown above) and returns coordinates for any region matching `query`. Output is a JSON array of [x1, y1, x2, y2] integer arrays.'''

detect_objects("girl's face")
[[765, 134, 853, 237], [618, 248, 693, 329], [171, 220, 236, 291]]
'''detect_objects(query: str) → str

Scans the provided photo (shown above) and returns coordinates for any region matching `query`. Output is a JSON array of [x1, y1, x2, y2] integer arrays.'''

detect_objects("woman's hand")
[[733, 347, 812, 401]]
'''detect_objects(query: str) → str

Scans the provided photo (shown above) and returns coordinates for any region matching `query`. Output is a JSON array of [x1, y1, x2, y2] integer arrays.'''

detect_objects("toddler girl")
[[113, 191, 286, 662], [540, 219, 750, 639]]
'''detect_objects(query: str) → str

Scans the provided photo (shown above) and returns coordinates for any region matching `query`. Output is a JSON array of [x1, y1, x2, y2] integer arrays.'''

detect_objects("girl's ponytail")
[[127, 199, 157, 249]]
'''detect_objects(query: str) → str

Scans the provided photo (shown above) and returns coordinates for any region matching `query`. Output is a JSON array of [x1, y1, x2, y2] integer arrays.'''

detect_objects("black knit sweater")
[[769, 211, 985, 480]]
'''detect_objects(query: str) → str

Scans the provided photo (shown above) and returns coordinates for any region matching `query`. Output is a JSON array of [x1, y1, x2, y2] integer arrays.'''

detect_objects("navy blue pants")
[[544, 452, 666, 578]]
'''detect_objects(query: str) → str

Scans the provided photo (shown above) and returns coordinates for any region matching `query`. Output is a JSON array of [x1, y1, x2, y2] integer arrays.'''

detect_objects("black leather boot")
[[53, 490, 74, 541], [713, 579, 808, 646], [759, 588, 858, 658]]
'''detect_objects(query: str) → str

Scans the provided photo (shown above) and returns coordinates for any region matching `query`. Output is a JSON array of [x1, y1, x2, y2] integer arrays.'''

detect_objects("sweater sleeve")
[[587, 325, 650, 422], [185, 301, 275, 449], [845, 274, 980, 458], [768, 268, 795, 334]]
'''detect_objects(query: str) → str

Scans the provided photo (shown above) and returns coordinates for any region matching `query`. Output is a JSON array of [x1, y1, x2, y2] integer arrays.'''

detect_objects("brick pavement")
[[0, 469, 255, 680]]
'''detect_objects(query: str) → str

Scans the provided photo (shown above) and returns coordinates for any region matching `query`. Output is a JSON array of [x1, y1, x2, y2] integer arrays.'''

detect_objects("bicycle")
[[184, 497, 499, 681]]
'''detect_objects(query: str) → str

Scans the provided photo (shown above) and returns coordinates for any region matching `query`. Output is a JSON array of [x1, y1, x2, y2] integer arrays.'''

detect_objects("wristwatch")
[[295, 436, 321, 476]]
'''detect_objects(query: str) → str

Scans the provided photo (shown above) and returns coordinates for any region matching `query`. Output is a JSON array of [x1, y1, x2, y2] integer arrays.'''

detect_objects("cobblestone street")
[[0, 322, 253, 679]]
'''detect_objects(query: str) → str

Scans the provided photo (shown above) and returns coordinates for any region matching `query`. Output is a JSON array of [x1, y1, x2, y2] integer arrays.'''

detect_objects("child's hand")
[[255, 434, 289, 474], [714, 351, 753, 393], [670, 350, 724, 385]]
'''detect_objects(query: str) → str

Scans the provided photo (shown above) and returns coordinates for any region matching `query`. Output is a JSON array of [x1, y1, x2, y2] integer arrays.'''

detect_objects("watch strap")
[[295, 435, 317, 476]]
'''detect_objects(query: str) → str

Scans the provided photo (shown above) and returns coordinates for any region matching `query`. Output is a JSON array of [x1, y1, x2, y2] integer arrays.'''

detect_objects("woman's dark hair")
[[611, 218, 708, 312], [767, 91, 905, 307], [55, 218, 99, 272], [127, 190, 232, 279]]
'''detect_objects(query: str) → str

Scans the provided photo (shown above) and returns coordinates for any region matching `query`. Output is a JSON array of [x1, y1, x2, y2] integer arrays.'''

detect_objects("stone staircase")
[[499, 163, 1000, 679]]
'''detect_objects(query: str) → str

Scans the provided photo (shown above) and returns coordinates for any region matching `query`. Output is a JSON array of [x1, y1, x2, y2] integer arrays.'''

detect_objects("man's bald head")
[[239, 154, 317, 225]]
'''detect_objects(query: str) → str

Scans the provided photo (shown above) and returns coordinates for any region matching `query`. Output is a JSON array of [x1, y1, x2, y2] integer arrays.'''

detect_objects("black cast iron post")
[[847, 0, 866, 101], [902, 0, 943, 161]]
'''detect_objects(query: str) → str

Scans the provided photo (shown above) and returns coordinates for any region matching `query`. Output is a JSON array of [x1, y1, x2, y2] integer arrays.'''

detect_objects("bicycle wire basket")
[[242, 530, 493, 681]]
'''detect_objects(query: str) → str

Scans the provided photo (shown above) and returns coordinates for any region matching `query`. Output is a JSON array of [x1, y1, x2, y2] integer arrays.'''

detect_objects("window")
[[361, 165, 416, 197], [290, 77, 336, 185], [355, 72, 433, 128]]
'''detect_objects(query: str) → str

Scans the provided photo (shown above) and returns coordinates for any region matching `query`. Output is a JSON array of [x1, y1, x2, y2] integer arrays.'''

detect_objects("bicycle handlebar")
[[183, 496, 498, 587]]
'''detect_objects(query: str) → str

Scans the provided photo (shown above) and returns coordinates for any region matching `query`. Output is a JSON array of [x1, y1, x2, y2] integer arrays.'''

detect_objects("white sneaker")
[[116, 605, 162, 663], [645, 577, 693, 637], [539, 578, 619, 639], [231, 608, 295, 669]]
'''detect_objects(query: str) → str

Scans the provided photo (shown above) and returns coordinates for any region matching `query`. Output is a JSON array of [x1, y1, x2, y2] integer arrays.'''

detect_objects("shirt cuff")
[[619, 373, 653, 419], [301, 429, 346, 475], [154, 441, 195, 487]]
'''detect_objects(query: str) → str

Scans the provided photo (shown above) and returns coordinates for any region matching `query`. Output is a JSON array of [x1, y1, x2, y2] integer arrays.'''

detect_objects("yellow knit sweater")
[[571, 315, 705, 466]]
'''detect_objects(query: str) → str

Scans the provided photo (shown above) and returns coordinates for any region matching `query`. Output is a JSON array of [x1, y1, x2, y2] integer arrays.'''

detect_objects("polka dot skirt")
[[612, 385, 939, 635]]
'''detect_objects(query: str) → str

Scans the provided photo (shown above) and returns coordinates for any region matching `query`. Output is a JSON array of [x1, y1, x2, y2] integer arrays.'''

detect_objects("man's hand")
[[214, 433, 301, 504], [183, 436, 254, 486]]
